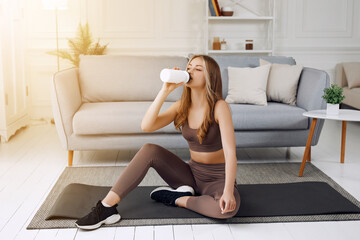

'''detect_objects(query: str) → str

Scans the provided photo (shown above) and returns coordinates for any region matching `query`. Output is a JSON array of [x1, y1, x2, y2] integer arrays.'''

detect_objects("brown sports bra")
[[182, 117, 223, 152]]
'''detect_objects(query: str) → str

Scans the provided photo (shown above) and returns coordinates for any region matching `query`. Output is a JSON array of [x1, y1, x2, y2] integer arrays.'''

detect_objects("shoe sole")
[[75, 214, 121, 230], [150, 185, 195, 197]]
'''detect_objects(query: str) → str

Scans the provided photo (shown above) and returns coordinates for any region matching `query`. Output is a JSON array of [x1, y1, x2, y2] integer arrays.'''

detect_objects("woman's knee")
[[213, 197, 241, 219], [213, 206, 239, 219], [138, 143, 164, 164], [139, 143, 162, 155]]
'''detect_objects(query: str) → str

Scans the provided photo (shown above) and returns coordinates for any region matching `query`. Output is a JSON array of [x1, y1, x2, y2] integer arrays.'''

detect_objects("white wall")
[[23, 0, 360, 119], [275, 0, 360, 80]]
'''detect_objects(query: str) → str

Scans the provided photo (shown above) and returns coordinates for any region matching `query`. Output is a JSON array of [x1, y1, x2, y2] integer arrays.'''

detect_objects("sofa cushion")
[[79, 55, 188, 102], [343, 62, 360, 89], [73, 102, 309, 135], [343, 87, 360, 109], [229, 102, 308, 130], [225, 65, 270, 106], [73, 102, 179, 135], [209, 55, 296, 99], [260, 59, 303, 106]]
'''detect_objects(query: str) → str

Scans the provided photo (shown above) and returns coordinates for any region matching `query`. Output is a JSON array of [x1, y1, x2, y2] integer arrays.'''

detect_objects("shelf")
[[208, 50, 273, 54], [208, 16, 274, 20], [205, 0, 276, 55]]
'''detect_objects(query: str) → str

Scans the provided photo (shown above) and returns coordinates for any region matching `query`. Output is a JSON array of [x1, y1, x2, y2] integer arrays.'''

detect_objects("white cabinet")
[[0, 0, 29, 142], [205, 0, 276, 55]]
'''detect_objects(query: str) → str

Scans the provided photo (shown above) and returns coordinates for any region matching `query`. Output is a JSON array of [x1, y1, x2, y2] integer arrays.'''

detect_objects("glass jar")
[[213, 37, 221, 50], [245, 40, 253, 50], [220, 39, 227, 50]]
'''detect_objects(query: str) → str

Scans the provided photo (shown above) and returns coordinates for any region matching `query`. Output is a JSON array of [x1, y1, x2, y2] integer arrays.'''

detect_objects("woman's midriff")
[[190, 148, 225, 164]]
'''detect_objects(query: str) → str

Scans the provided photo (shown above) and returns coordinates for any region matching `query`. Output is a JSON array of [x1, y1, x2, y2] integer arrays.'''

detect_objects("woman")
[[75, 55, 241, 230]]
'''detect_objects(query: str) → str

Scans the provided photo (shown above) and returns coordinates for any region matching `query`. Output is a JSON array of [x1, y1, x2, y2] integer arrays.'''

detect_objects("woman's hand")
[[161, 67, 184, 93], [219, 191, 236, 214]]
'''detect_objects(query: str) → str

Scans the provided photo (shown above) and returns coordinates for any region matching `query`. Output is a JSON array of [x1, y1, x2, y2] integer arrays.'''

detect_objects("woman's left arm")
[[215, 100, 237, 214]]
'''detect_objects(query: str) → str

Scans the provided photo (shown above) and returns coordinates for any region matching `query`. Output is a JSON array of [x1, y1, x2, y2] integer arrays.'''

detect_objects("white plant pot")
[[326, 103, 339, 115]]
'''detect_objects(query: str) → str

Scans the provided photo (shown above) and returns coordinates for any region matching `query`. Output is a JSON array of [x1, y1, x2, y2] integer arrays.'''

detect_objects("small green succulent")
[[322, 84, 345, 104]]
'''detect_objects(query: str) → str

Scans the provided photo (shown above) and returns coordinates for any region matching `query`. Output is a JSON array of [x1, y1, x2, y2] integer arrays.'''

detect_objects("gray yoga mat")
[[46, 182, 360, 220], [27, 163, 360, 229]]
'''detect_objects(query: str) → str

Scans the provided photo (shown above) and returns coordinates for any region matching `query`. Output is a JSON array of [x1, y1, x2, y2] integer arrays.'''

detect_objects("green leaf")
[[322, 84, 346, 104], [46, 22, 108, 68]]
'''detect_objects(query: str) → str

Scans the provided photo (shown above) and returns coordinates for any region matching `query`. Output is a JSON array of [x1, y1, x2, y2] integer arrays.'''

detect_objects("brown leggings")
[[110, 143, 241, 219]]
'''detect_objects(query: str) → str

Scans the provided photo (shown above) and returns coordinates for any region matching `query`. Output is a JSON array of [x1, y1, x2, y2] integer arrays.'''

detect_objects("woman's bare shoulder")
[[214, 100, 230, 123]]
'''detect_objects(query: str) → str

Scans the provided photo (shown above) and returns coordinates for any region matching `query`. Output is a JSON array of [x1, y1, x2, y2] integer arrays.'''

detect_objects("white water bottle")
[[160, 69, 190, 83]]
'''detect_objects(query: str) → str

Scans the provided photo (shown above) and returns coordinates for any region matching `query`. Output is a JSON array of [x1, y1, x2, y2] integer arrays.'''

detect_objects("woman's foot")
[[150, 185, 195, 206], [75, 201, 121, 230]]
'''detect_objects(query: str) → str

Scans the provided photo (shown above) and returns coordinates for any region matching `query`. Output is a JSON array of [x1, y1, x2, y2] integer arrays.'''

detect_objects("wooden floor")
[[0, 119, 360, 240]]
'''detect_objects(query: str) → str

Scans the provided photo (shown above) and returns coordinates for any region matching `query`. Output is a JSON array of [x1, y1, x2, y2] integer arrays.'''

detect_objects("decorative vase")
[[326, 103, 339, 115]]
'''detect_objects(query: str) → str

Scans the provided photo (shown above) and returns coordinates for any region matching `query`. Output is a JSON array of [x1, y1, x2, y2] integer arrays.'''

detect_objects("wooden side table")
[[299, 109, 360, 177]]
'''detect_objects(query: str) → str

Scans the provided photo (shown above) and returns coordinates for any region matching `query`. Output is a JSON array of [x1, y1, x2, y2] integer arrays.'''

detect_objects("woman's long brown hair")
[[174, 55, 223, 143]]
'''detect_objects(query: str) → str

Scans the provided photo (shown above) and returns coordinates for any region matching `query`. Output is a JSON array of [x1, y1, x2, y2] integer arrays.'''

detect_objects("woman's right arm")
[[141, 81, 183, 132]]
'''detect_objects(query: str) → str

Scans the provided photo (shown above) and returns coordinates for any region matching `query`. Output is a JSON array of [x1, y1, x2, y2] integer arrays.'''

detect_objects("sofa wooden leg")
[[68, 150, 74, 166]]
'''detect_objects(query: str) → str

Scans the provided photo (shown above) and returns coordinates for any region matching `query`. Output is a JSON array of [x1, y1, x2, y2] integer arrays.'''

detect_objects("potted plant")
[[47, 23, 108, 67], [322, 84, 345, 115]]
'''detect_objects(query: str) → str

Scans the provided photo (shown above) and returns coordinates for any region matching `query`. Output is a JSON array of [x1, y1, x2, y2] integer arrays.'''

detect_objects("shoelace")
[[91, 202, 103, 221]]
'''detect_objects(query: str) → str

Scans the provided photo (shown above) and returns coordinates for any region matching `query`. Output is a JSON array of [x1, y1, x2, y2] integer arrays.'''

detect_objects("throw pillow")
[[225, 64, 271, 106], [260, 59, 303, 105], [343, 62, 360, 89]]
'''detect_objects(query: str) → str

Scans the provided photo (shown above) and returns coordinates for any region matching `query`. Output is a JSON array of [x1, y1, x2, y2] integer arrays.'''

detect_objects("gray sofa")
[[51, 54, 329, 166]]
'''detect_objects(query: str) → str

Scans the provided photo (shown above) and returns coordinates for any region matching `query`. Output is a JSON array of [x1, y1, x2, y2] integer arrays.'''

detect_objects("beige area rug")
[[27, 162, 360, 229]]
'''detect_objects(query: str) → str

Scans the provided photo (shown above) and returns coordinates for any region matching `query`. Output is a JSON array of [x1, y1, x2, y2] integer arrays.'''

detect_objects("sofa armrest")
[[296, 67, 330, 146], [296, 67, 329, 111], [335, 63, 348, 87], [51, 68, 82, 149]]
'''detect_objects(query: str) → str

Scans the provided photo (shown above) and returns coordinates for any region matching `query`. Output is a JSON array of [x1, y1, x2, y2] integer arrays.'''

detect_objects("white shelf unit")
[[208, 49, 273, 54], [205, 0, 276, 55], [208, 16, 274, 20]]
